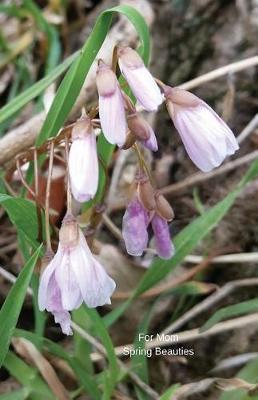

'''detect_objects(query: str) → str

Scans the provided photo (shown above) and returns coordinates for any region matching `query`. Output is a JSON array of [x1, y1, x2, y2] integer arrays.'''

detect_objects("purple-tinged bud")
[[137, 178, 156, 211], [38, 215, 116, 335], [128, 114, 151, 141], [165, 86, 239, 172], [122, 198, 149, 256], [127, 113, 158, 152], [155, 192, 174, 221], [151, 214, 175, 260], [69, 117, 99, 203], [96, 60, 127, 147], [118, 47, 163, 112]]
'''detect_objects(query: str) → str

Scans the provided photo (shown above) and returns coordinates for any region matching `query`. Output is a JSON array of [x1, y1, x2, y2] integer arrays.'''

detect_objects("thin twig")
[[237, 114, 258, 144], [34, 148, 43, 243], [112, 253, 216, 300], [179, 56, 258, 90], [64, 136, 72, 214], [45, 141, 55, 252], [16, 157, 35, 198], [161, 150, 258, 197], [162, 278, 258, 334], [102, 213, 123, 241], [185, 252, 258, 265]]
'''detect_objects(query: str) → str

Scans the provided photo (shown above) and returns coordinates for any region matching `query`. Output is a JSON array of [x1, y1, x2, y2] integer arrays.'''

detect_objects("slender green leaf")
[[220, 358, 258, 400], [0, 388, 30, 400], [0, 194, 39, 249], [3, 351, 53, 400], [14, 329, 102, 400], [78, 306, 119, 398], [0, 52, 77, 125], [160, 384, 181, 400], [0, 246, 42, 367], [201, 298, 258, 333]]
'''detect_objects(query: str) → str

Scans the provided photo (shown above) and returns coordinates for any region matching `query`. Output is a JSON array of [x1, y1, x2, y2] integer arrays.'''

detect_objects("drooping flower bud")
[[127, 113, 158, 152], [165, 86, 239, 172], [151, 214, 175, 260], [38, 215, 116, 335], [122, 197, 149, 256], [155, 192, 175, 221], [137, 176, 156, 211], [118, 47, 163, 112], [69, 117, 99, 203], [96, 60, 127, 147]]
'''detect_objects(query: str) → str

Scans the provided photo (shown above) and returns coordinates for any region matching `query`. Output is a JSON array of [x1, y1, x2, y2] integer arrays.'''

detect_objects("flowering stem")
[[45, 141, 55, 252], [34, 148, 43, 243], [111, 45, 118, 73], [133, 143, 153, 183], [16, 157, 36, 198], [65, 135, 72, 214]]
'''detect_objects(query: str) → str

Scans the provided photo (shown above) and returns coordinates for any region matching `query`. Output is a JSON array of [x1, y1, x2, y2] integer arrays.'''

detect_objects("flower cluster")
[[38, 45, 239, 334], [38, 215, 115, 335], [122, 172, 175, 260]]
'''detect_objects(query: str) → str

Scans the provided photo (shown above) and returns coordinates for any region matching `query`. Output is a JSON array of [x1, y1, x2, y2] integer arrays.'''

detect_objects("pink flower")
[[118, 47, 163, 112], [165, 87, 239, 172], [96, 60, 127, 147], [122, 198, 149, 256], [151, 214, 175, 260], [69, 117, 99, 202], [38, 215, 116, 335]]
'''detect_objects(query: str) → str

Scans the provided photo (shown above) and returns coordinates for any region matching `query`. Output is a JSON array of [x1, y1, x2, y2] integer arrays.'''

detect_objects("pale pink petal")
[[55, 248, 83, 311], [38, 249, 63, 311], [152, 214, 175, 260], [70, 231, 116, 308], [99, 87, 127, 147], [53, 311, 73, 336], [122, 198, 149, 256], [142, 125, 158, 152], [119, 62, 163, 112], [173, 102, 238, 172], [69, 133, 99, 202]]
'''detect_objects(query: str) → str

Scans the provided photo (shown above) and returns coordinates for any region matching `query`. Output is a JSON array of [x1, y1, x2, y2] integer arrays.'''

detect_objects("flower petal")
[[99, 86, 127, 147], [38, 250, 62, 311], [122, 198, 149, 256], [152, 214, 175, 260], [172, 101, 238, 172], [55, 248, 83, 311], [119, 63, 163, 112], [142, 125, 158, 152], [69, 133, 99, 202], [53, 311, 73, 336]]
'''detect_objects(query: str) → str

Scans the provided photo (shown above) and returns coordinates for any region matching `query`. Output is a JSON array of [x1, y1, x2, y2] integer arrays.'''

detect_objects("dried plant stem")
[[112, 253, 216, 300], [64, 136, 72, 214], [34, 148, 43, 243], [161, 149, 258, 197], [16, 158, 35, 198], [180, 55, 258, 90], [45, 141, 55, 252], [162, 277, 258, 335]]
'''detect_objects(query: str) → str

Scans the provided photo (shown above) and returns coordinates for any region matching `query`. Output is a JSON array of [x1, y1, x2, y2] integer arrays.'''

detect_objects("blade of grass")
[[200, 298, 258, 333], [0, 245, 42, 367]]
